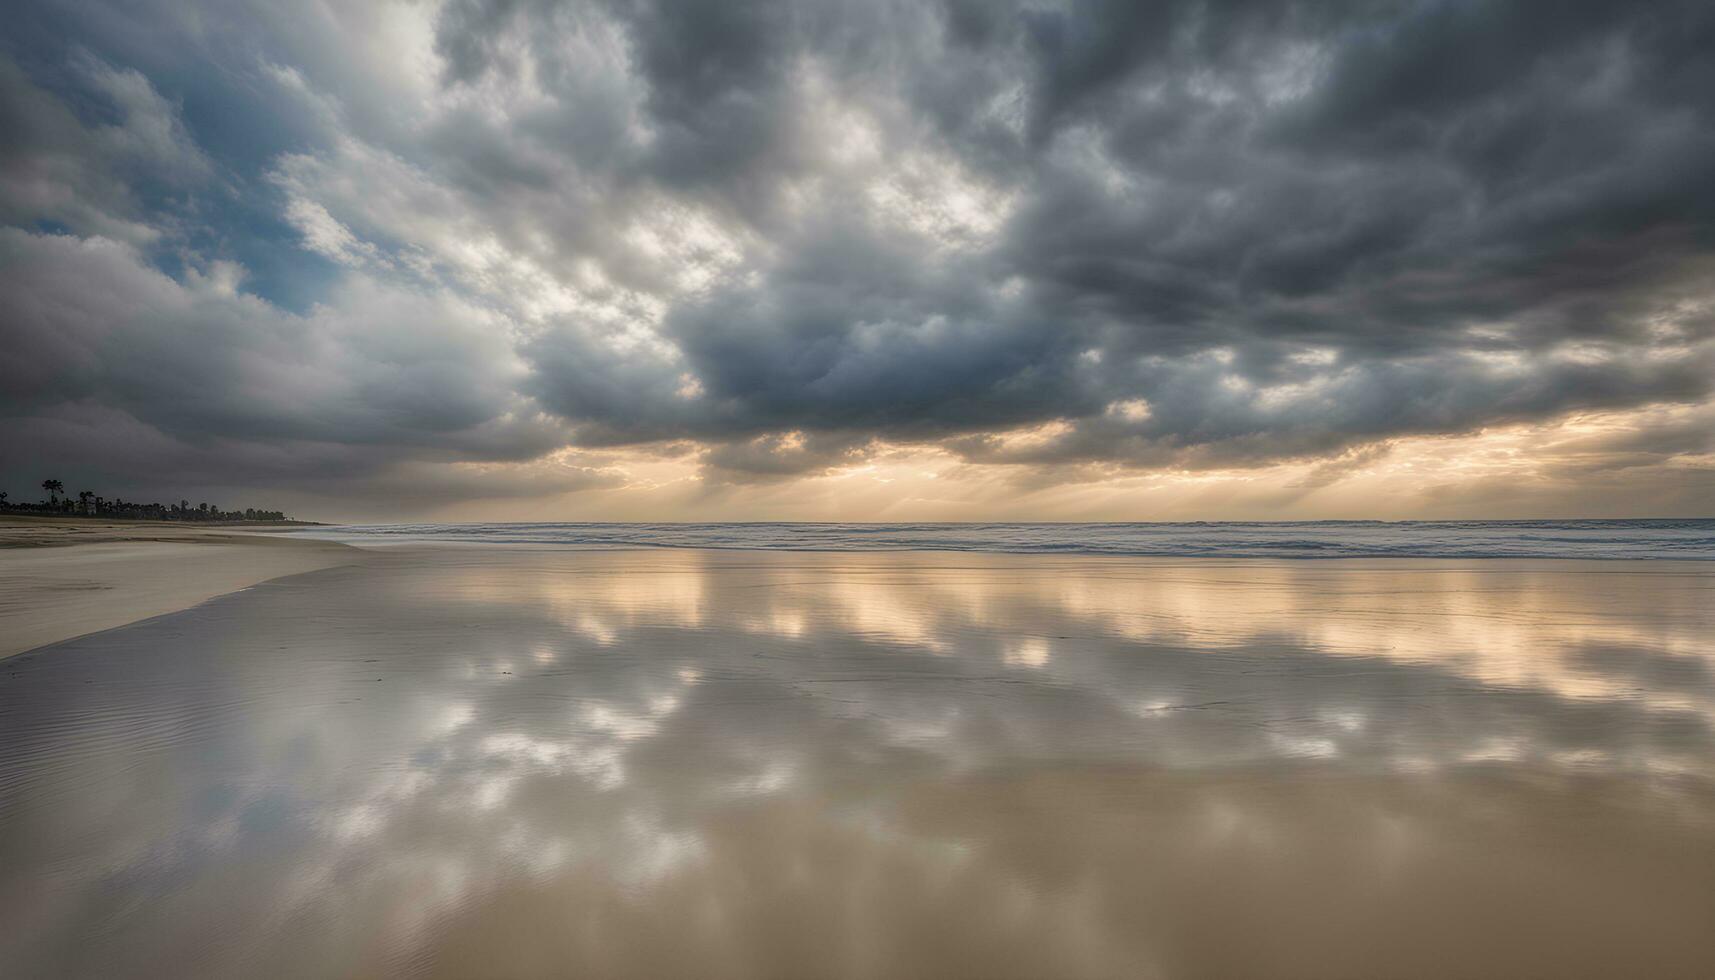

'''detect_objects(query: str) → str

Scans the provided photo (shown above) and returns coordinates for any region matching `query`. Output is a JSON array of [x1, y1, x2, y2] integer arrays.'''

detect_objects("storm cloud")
[[1, 0, 1712, 517]]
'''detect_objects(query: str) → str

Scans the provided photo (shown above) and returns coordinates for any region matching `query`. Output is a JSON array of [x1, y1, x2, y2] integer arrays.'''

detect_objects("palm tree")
[[78, 490, 94, 514], [42, 479, 63, 505]]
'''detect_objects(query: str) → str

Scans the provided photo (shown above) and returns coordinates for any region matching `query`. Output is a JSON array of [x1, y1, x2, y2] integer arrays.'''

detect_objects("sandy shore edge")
[[0, 518, 360, 660]]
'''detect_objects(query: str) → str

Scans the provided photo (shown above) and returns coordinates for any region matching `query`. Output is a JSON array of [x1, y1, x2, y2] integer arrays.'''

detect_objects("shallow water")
[[3, 549, 1714, 978]]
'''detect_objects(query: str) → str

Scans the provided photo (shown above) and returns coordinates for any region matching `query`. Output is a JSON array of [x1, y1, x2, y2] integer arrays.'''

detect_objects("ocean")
[[294, 518, 1715, 559]]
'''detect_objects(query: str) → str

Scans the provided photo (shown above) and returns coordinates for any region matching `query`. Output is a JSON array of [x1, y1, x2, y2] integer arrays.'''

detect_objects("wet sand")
[[2, 549, 1714, 977], [0, 519, 359, 658]]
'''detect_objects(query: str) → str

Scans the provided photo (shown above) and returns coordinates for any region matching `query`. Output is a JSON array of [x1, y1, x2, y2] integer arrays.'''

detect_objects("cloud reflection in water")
[[2, 550, 1713, 977]]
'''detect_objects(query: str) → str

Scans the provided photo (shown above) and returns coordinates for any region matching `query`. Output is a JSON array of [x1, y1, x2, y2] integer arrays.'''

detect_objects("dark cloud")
[[700, 430, 876, 483], [2, 0, 1713, 514]]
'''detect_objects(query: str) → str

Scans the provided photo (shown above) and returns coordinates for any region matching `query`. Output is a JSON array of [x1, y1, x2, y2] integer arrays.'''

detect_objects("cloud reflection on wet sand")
[[2, 550, 1713, 978]]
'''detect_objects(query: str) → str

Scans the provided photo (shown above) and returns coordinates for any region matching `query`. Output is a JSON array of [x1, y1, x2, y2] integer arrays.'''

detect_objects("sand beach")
[[0, 517, 359, 659], [2, 542, 1713, 977]]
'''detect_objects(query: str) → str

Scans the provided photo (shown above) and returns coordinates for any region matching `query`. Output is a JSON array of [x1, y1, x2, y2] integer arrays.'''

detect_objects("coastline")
[[0, 517, 359, 660]]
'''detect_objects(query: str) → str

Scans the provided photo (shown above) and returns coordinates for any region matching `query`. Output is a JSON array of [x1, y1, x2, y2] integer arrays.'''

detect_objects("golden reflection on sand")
[[428, 550, 1715, 727]]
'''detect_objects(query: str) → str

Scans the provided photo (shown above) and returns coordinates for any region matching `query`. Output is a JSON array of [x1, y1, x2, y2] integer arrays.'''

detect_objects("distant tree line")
[[0, 479, 290, 522]]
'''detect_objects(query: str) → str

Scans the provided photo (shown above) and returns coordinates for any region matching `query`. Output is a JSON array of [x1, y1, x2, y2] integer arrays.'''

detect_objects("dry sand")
[[0, 517, 358, 659]]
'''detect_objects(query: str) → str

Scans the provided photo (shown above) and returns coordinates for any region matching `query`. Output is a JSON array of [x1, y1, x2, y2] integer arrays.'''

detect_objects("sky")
[[1, 0, 1712, 523]]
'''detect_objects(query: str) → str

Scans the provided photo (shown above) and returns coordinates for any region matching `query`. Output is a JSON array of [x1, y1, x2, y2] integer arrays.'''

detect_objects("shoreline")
[[0, 513, 326, 548], [0, 518, 361, 660]]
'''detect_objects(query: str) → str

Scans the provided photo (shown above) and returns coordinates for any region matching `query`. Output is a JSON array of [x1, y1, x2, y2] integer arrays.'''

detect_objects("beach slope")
[[0, 518, 357, 659]]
